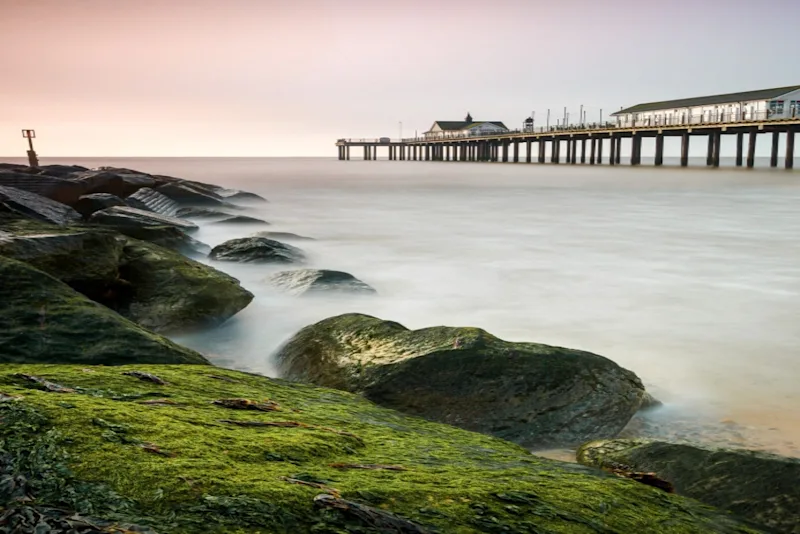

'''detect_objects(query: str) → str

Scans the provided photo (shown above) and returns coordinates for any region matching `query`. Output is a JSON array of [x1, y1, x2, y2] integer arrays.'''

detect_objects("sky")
[[1, 0, 799, 157]]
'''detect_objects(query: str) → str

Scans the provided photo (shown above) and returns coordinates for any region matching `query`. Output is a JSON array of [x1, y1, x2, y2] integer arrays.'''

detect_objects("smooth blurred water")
[[14, 156, 800, 456]]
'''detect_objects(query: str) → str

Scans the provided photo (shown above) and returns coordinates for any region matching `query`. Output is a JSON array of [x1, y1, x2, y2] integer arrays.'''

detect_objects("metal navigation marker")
[[22, 129, 39, 167]]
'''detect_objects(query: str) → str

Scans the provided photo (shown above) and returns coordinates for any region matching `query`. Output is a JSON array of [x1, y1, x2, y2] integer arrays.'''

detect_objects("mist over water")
[[25, 156, 800, 457]]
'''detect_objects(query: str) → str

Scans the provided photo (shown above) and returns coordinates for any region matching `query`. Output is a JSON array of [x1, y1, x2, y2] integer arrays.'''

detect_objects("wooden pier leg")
[[655, 134, 664, 166], [680, 133, 689, 167], [631, 135, 641, 165], [570, 139, 577, 164], [538, 140, 545, 163], [609, 136, 616, 166], [551, 139, 558, 163], [580, 139, 586, 163], [786, 130, 795, 169], [590, 138, 596, 164], [735, 132, 743, 166], [513, 141, 519, 163], [770, 131, 780, 167], [502, 141, 509, 162], [566, 139, 572, 163], [525, 140, 531, 163], [706, 135, 714, 166], [615, 137, 622, 164], [597, 137, 603, 164], [712, 130, 721, 167]]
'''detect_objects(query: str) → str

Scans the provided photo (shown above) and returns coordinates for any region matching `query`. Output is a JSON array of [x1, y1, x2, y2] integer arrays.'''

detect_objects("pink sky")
[[1, 0, 798, 156]]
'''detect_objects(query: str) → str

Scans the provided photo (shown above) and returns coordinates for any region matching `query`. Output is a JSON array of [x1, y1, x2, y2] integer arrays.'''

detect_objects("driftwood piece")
[[313, 493, 431, 533], [123, 371, 168, 385]]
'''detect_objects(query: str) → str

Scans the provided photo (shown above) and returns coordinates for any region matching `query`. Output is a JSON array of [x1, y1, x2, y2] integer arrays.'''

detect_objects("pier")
[[336, 118, 800, 169]]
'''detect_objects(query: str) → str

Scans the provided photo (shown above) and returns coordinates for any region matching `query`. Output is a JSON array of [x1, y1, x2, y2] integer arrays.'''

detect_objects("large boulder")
[[89, 206, 198, 233], [217, 189, 268, 203], [110, 224, 210, 256], [210, 215, 270, 225], [67, 169, 156, 198], [175, 206, 234, 219], [276, 314, 650, 449], [209, 237, 306, 264], [0, 363, 766, 534], [269, 269, 376, 296], [252, 231, 314, 241], [117, 240, 253, 333], [36, 164, 89, 177], [125, 187, 180, 217], [0, 256, 208, 365], [577, 439, 800, 534], [74, 193, 126, 218], [0, 185, 81, 225], [0, 171, 85, 205]]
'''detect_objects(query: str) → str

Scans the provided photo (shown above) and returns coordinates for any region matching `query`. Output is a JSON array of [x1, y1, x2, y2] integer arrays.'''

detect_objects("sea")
[[6, 156, 800, 459]]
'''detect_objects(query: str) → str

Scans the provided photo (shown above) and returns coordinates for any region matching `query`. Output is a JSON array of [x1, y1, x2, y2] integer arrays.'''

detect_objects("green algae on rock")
[[577, 438, 800, 534], [0, 364, 766, 533], [0, 256, 208, 365], [276, 313, 651, 450], [118, 240, 254, 334]]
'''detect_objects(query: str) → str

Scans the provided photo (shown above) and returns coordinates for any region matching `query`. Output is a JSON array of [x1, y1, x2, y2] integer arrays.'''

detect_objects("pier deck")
[[336, 118, 800, 169]]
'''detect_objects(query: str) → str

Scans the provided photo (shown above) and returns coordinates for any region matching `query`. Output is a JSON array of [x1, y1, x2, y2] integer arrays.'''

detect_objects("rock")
[[156, 182, 229, 207], [210, 215, 270, 225], [125, 187, 180, 217], [276, 313, 650, 449], [111, 224, 210, 256], [252, 231, 315, 241], [218, 189, 268, 203], [209, 237, 306, 264], [0, 256, 208, 365], [268, 269, 376, 296], [577, 439, 800, 534], [36, 164, 89, 177], [0, 223, 126, 307], [68, 169, 156, 198], [0, 185, 82, 226], [0, 364, 765, 534], [74, 193, 127, 218], [0, 171, 85, 205], [117, 239, 253, 334], [175, 206, 233, 219], [89, 206, 198, 233]]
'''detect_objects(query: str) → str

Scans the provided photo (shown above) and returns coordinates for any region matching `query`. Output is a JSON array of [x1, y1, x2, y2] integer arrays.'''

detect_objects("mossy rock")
[[0, 256, 208, 365], [577, 438, 800, 533], [276, 314, 650, 449], [0, 364, 766, 533], [209, 237, 306, 264], [268, 269, 377, 296], [118, 240, 254, 333]]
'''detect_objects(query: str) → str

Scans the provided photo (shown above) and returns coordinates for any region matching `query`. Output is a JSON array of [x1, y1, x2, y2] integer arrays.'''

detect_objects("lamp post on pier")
[[22, 129, 39, 167]]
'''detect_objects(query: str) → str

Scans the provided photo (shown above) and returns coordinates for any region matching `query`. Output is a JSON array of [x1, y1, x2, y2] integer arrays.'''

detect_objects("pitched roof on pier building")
[[612, 84, 800, 115], [424, 113, 508, 138]]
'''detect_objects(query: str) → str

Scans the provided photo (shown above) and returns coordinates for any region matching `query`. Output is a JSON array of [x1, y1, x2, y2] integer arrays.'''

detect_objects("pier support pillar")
[[502, 141, 509, 162], [655, 134, 664, 166], [538, 140, 545, 163], [631, 134, 642, 165], [590, 138, 596, 164], [513, 141, 519, 163], [525, 140, 531, 163], [597, 137, 603, 164], [786, 130, 795, 169], [712, 130, 721, 168], [706, 134, 714, 166], [566, 139, 572, 163], [580, 138, 586, 164], [550, 139, 558, 163], [770, 131, 780, 167], [747, 130, 756, 168], [570, 139, 577, 164], [735, 132, 743, 166], [680, 133, 689, 167], [615, 137, 621, 164], [609, 136, 616, 166], [425, 145, 430, 161]]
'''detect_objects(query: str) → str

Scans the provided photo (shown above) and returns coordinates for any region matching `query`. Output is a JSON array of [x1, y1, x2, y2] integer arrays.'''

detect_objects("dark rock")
[[276, 313, 651, 449], [117, 240, 254, 334], [89, 206, 198, 233], [125, 187, 180, 217], [252, 231, 315, 241], [110, 225, 210, 256], [209, 237, 306, 264], [68, 169, 156, 198], [577, 439, 800, 534], [156, 182, 229, 207], [0, 163, 30, 172], [0, 255, 208, 365], [0, 185, 82, 226], [175, 206, 233, 219], [268, 269, 376, 296], [218, 190, 268, 203], [74, 193, 126, 218], [36, 164, 89, 177], [0, 171, 85, 205], [210, 215, 270, 225]]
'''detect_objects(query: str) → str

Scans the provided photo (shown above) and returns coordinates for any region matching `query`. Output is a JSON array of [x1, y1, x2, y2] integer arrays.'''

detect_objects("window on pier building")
[[791, 101, 798, 117], [769, 100, 785, 115]]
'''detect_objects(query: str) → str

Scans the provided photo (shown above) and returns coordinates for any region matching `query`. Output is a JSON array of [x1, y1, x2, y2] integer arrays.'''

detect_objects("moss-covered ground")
[[0, 364, 763, 533]]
